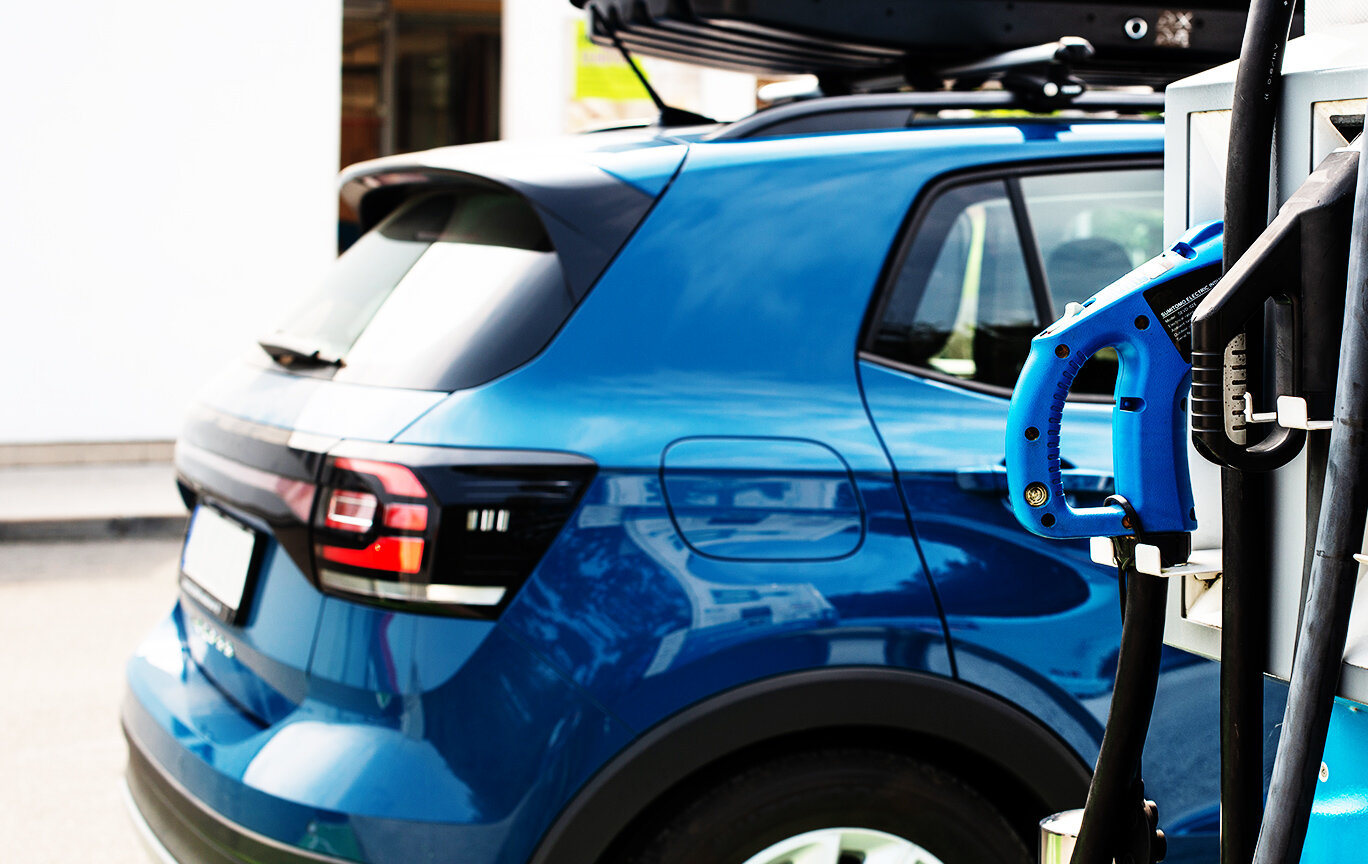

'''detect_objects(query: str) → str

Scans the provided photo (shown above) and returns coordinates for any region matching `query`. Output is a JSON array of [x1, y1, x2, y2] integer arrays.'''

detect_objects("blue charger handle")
[[1006, 222, 1223, 540]]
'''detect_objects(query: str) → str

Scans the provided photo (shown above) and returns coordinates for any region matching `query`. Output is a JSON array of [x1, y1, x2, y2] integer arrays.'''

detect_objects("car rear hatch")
[[172, 131, 687, 722]]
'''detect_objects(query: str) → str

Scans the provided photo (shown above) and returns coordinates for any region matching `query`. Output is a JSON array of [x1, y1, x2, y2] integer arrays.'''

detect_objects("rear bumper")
[[124, 726, 352, 864], [123, 598, 634, 864], [122, 775, 179, 864]]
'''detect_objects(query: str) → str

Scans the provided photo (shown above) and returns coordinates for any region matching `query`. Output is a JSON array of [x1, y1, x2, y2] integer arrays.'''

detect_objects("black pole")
[[1220, 471, 1267, 864], [1218, 3, 1298, 862], [1252, 134, 1368, 864]]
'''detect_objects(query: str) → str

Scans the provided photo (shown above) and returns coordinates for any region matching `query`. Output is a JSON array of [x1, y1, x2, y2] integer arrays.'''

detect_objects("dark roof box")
[[577, 0, 1300, 90]]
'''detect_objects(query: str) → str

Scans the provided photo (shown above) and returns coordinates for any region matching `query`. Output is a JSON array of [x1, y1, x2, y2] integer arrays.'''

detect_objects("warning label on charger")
[[1144, 264, 1223, 361]]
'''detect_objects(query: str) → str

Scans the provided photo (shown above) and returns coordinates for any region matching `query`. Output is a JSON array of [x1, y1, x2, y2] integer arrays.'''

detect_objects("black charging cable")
[[1069, 495, 1168, 864], [1219, 2, 1300, 858], [1107, 494, 1148, 620]]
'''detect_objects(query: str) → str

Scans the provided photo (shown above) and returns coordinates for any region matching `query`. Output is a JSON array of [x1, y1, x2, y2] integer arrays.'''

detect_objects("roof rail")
[[941, 37, 1094, 111], [707, 90, 1164, 141]]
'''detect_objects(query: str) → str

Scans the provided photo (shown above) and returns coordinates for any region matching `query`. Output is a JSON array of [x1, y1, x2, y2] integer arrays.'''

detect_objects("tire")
[[610, 748, 1032, 864]]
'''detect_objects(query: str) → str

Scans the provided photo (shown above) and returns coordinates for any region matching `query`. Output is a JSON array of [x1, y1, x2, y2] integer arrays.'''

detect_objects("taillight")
[[314, 459, 433, 595], [312, 446, 595, 618], [324, 490, 378, 532]]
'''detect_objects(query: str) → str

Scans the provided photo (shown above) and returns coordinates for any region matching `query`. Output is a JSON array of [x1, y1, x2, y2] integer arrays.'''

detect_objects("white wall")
[[501, 0, 575, 140], [0, 1, 340, 444]]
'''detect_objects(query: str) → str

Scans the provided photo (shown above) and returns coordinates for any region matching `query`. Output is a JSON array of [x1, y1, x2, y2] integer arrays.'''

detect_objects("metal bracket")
[[1242, 392, 1334, 430], [1242, 392, 1278, 424], [1275, 395, 1335, 430], [1091, 537, 1222, 578]]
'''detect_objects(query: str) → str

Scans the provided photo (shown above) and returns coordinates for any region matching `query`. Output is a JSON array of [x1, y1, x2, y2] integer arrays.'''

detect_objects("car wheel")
[[610, 747, 1033, 864]]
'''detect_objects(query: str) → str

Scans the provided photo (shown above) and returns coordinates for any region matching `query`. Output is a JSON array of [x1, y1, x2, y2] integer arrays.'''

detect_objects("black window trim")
[[1005, 176, 1057, 326], [859, 153, 1164, 405]]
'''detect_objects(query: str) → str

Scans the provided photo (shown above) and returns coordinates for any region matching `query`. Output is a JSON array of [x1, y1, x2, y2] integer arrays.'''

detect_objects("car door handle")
[[1057, 469, 1115, 496], [955, 464, 1010, 493], [956, 463, 1114, 496]]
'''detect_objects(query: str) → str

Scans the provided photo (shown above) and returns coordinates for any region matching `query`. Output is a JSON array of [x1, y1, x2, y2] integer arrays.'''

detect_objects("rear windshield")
[[263, 182, 574, 391]]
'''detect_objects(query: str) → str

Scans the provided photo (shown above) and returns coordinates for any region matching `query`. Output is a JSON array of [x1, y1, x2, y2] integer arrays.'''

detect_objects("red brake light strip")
[[383, 503, 429, 531], [320, 537, 425, 575], [333, 457, 428, 498]]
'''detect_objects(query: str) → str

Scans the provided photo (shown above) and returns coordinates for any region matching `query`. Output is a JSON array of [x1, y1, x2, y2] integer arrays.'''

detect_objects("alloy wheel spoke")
[[740, 827, 945, 864]]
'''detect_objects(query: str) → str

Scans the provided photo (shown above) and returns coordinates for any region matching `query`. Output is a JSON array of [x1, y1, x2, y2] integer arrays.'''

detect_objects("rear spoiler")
[[340, 140, 685, 301]]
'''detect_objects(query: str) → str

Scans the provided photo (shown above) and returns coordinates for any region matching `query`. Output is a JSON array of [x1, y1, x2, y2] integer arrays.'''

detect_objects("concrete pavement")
[[0, 536, 181, 863]]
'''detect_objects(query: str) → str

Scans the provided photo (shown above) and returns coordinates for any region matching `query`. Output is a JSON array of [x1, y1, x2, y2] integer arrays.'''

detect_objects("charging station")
[[1011, 3, 1368, 861], [1162, 6, 1368, 702]]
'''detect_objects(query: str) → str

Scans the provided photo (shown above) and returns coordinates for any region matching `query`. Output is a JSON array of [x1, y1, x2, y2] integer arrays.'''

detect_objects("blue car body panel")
[[124, 118, 1229, 863], [127, 603, 634, 864], [498, 470, 947, 732], [181, 537, 321, 723]]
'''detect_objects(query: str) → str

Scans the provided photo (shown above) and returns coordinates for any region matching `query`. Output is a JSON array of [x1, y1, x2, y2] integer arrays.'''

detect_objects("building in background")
[[0, 0, 756, 450], [342, 0, 754, 217], [341, 1, 502, 176], [343, 0, 756, 157]]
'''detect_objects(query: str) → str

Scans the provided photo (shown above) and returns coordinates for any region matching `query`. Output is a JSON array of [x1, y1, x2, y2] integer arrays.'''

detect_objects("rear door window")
[[867, 180, 1039, 390], [1019, 169, 1164, 309], [863, 161, 1163, 398], [263, 183, 574, 392]]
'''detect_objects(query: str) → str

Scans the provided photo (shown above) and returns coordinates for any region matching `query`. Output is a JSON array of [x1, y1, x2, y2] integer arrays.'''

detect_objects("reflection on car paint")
[[502, 469, 950, 734], [621, 515, 838, 676]]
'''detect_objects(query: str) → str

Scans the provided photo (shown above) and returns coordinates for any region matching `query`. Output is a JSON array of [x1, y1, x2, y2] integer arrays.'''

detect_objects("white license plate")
[[180, 505, 260, 622]]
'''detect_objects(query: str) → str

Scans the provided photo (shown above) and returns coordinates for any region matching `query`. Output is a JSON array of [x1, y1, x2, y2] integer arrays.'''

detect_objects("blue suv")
[[123, 92, 1221, 864]]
